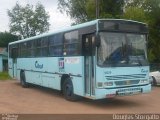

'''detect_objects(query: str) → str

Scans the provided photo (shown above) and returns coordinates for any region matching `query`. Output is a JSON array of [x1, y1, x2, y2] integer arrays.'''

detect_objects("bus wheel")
[[20, 71, 29, 88], [63, 78, 79, 101]]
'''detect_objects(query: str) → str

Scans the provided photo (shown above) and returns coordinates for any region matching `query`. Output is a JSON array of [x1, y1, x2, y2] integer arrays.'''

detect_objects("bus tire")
[[62, 78, 79, 101], [20, 71, 29, 88]]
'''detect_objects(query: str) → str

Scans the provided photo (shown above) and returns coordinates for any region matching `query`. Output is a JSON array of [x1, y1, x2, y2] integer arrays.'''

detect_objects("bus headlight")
[[140, 79, 148, 84], [104, 82, 113, 87], [97, 82, 103, 88], [97, 82, 113, 88]]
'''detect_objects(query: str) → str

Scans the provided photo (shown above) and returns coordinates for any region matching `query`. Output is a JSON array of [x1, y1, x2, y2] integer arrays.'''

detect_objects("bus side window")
[[49, 34, 63, 56], [36, 39, 42, 57], [41, 37, 48, 56], [27, 41, 32, 57], [20, 42, 27, 57], [64, 31, 80, 56], [49, 36, 55, 56], [11, 48, 18, 59], [31, 40, 36, 57]]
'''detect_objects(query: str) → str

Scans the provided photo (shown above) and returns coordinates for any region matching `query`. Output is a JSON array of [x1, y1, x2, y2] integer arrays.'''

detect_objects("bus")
[[8, 19, 151, 101]]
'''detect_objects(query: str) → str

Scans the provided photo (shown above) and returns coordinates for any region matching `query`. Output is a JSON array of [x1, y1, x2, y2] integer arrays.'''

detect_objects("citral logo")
[[141, 69, 148, 73], [35, 61, 43, 69]]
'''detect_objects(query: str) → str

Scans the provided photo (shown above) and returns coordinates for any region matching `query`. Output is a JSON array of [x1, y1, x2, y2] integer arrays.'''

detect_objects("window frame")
[[64, 30, 80, 56]]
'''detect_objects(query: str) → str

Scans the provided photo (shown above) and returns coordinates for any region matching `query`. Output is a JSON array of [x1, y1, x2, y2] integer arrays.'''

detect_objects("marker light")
[[140, 79, 148, 84], [104, 82, 113, 87]]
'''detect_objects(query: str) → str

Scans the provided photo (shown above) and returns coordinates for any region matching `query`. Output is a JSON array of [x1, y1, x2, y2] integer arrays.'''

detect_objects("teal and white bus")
[[8, 19, 151, 101]]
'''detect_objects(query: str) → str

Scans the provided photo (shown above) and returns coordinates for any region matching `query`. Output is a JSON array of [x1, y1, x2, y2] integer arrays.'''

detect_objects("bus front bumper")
[[94, 84, 151, 99]]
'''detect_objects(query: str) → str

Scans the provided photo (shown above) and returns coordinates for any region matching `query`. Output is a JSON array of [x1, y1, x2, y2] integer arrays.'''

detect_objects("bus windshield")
[[97, 32, 148, 67]]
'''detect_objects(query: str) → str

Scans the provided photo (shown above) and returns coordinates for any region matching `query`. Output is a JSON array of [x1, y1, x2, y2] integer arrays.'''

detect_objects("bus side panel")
[[42, 73, 61, 90], [64, 57, 84, 96], [71, 77, 85, 96], [45, 57, 62, 90], [16, 57, 84, 94], [26, 71, 42, 85], [17, 57, 61, 90], [17, 58, 43, 85]]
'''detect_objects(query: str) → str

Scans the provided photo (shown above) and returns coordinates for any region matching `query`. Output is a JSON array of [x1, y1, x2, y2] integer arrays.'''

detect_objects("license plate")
[[117, 88, 142, 96]]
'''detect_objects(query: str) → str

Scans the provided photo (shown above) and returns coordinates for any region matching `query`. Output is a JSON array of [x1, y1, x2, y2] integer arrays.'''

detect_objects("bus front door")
[[83, 34, 95, 97]]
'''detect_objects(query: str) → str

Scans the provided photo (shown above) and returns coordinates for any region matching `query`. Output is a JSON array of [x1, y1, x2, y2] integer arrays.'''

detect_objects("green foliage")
[[0, 32, 18, 48], [85, 0, 95, 21], [123, 7, 147, 23], [58, 0, 124, 24], [8, 2, 50, 38], [123, 0, 160, 63], [143, 0, 160, 62], [58, 0, 88, 24], [33, 3, 50, 35], [100, 0, 124, 17], [0, 72, 11, 80]]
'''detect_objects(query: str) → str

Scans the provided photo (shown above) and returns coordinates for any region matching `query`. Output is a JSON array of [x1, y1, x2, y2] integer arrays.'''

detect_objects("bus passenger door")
[[11, 48, 18, 78], [83, 34, 95, 97]]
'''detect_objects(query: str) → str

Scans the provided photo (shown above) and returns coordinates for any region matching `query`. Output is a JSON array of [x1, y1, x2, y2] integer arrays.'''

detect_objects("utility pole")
[[96, 0, 99, 19]]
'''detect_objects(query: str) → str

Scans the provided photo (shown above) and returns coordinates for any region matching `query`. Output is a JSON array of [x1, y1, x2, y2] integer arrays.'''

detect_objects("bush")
[[0, 72, 11, 80]]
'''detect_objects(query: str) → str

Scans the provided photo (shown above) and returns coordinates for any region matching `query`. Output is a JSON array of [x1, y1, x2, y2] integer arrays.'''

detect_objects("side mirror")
[[96, 34, 100, 47]]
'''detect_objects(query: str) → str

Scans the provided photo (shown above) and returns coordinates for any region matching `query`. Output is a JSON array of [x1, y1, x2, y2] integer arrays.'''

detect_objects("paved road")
[[0, 80, 160, 114]]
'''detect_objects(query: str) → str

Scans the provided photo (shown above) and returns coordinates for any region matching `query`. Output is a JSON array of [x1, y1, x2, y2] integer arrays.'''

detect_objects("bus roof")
[[9, 19, 147, 45]]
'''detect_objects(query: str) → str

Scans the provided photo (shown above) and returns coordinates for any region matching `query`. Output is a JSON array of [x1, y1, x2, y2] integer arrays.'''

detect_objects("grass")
[[0, 72, 11, 80]]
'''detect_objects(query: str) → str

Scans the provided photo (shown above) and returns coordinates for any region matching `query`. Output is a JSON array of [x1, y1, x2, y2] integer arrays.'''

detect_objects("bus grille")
[[115, 80, 140, 86], [105, 74, 146, 81]]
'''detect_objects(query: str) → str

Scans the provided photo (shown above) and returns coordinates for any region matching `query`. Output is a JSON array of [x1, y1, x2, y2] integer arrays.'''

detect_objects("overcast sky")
[[0, 0, 72, 32]]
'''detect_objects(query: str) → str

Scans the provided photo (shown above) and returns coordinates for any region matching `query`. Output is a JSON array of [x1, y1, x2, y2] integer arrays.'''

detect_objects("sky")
[[0, 0, 72, 32]]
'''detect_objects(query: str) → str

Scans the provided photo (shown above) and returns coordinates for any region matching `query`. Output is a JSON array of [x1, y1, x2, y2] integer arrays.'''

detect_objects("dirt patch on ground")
[[0, 80, 159, 114]]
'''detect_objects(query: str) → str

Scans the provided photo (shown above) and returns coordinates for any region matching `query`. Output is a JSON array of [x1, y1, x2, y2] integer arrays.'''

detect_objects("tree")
[[0, 32, 19, 48], [58, 0, 124, 24], [58, 0, 88, 24], [124, 0, 160, 63], [8, 2, 50, 39], [123, 7, 146, 23]]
